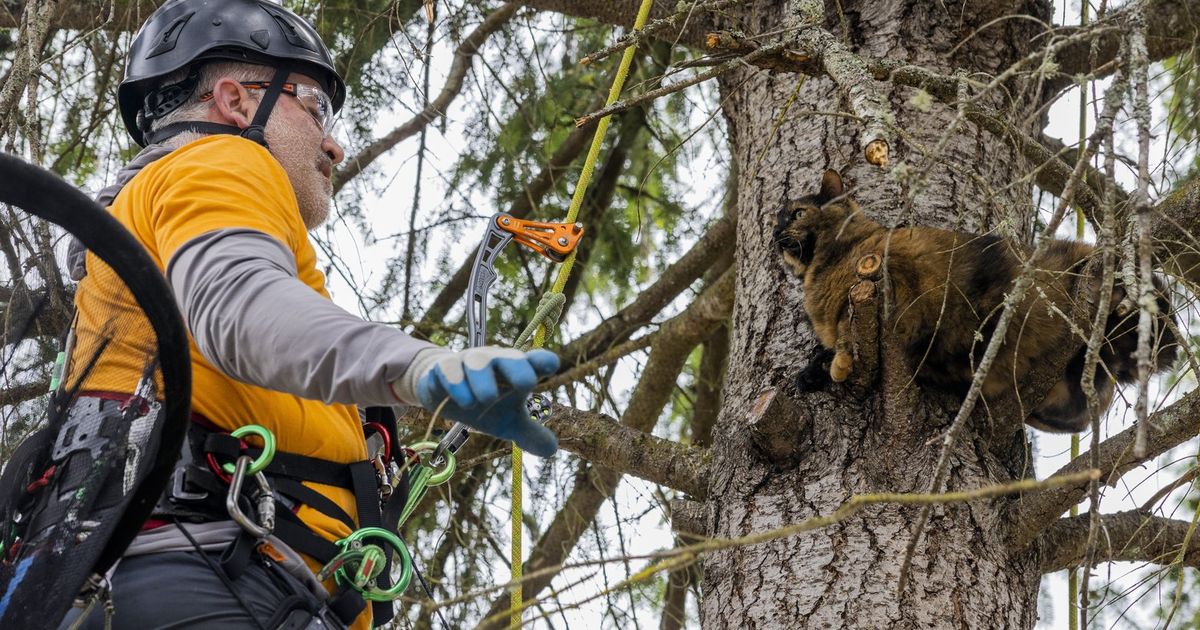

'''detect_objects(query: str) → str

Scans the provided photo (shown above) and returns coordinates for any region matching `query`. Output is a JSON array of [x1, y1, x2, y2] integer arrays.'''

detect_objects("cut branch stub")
[[864, 139, 889, 166], [669, 498, 708, 540], [747, 387, 811, 465], [856, 253, 882, 280]]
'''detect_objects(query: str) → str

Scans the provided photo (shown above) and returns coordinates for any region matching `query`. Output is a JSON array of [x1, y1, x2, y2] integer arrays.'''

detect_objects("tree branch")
[[1047, 0, 1200, 96], [333, 3, 519, 193], [1149, 175, 1200, 288], [0, 377, 49, 407], [1034, 510, 1200, 573], [517, 0, 714, 49], [1008, 387, 1200, 548], [546, 405, 710, 498], [705, 32, 1112, 214], [0, 0, 158, 31], [556, 213, 735, 369]]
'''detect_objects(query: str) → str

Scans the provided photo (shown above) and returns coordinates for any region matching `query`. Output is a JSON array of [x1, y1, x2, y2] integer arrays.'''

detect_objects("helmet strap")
[[143, 121, 244, 146], [140, 64, 293, 148], [239, 64, 291, 149]]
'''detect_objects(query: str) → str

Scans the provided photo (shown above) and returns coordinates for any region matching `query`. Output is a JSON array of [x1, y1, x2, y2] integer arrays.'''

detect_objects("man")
[[60, 1, 558, 627]]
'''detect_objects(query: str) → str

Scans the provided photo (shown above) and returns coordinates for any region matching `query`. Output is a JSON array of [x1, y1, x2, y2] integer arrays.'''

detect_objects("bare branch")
[[1035, 510, 1200, 573], [580, 0, 749, 66], [557, 214, 735, 368], [1048, 0, 1200, 96], [576, 41, 786, 127], [1008, 388, 1200, 548], [0, 1, 157, 31], [546, 405, 710, 497], [516, 0, 713, 49], [0, 378, 50, 407]]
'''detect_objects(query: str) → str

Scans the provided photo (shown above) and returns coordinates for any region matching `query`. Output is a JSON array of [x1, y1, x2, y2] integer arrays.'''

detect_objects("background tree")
[[2, 0, 1200, 628]]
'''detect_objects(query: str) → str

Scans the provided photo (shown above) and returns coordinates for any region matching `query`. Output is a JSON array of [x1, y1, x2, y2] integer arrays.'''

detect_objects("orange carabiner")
[[495, 214, 585, 262]]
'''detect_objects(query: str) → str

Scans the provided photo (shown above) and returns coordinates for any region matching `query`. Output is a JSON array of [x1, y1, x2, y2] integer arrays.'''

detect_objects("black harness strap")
[[261, 451, 355, 489], [272, 477, 355, 532], [272, 511, 340, 563], [347, 460, 395, 624]]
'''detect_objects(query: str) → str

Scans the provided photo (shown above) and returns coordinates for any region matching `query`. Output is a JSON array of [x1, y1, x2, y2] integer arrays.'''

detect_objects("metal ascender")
[[434, 213, 583, 458]]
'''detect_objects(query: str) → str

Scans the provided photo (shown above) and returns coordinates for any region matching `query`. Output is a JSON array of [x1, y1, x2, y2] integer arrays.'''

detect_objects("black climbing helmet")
[[118, 0, 346, 147]]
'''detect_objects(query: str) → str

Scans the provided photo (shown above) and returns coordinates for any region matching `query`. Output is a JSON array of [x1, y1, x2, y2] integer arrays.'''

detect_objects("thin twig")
[[575, 42, 786, 127]]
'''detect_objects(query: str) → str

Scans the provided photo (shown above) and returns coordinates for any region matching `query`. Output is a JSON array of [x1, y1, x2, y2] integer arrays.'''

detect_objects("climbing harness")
[[155, 409, 414, 625]]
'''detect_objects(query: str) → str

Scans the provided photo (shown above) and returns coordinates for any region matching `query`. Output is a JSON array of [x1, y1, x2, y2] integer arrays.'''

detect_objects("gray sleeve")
[[166, 228, 437, 406]]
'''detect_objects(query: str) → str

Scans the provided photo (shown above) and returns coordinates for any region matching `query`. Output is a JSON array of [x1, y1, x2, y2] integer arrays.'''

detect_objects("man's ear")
[[209, 78, 257, 129], [816, 169, 844, 204]]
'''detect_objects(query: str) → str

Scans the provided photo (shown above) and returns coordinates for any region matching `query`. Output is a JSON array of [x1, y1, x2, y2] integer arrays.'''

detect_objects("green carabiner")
[[333, 527, 413, 601], [221, 424, 276, 475], [408, 441, 456, 486]]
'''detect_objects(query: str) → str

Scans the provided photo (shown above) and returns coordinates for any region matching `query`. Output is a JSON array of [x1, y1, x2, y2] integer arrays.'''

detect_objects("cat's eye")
[[791, 208, 804, 221]]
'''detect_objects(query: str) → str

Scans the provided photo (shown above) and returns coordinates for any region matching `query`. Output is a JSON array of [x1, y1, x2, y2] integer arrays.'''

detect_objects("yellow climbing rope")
[[508, 0, 656, 625]]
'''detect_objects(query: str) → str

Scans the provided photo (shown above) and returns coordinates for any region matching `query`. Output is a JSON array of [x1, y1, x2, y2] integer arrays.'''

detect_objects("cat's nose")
[[775, 231, 799, 252]]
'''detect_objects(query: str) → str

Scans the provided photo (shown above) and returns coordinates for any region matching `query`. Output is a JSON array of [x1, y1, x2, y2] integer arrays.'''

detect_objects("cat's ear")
[[816, 170, 844, 204]]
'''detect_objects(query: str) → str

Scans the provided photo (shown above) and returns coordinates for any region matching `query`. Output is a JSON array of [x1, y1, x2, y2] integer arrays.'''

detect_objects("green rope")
[[509, 0, 658, 625], [514, 292, 566, 351]]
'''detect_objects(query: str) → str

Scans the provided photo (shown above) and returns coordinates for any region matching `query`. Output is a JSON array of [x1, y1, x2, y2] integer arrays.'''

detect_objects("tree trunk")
[[703, 2, 1052, 627]]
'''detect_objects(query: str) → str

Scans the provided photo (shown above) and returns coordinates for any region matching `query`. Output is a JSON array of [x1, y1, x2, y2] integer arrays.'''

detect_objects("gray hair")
[[149, 61, 274, 148]]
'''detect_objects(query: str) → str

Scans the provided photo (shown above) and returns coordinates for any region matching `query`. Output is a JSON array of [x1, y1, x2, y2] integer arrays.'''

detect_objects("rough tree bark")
[[701, 2, 1051, 627]]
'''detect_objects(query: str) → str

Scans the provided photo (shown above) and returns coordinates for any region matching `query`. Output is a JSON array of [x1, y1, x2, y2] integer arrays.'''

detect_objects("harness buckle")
[[169, 465, 208, 502]]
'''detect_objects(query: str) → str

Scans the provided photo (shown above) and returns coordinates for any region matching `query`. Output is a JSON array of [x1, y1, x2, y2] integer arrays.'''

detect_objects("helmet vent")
[[250, 30, 270, 50], [145, 11, 195, 60], [261, 6, 316, 52]]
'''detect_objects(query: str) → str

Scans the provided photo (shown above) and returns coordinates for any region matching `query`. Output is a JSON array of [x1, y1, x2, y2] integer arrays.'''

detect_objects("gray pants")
[[58, 550, 345, 630]]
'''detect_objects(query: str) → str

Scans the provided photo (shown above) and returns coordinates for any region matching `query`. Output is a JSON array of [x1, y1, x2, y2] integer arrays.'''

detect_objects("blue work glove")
[[391, 347, 561, 457]]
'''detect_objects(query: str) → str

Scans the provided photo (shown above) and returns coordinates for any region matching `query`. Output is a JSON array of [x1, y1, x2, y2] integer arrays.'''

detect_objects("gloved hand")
[[391, 346, 561, 457]]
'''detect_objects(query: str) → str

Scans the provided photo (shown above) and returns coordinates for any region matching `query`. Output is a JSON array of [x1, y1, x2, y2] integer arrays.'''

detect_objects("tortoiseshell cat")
[[773, 170, 1177, 432]]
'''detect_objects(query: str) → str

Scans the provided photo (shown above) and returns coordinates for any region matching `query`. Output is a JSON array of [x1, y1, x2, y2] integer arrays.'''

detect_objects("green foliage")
[[438, 22, 706, 349], [1164, 51, 1200, 180]]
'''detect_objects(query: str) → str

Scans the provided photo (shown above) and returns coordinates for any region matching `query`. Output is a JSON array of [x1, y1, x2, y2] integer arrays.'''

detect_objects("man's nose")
[[323, 135, 345, 165]]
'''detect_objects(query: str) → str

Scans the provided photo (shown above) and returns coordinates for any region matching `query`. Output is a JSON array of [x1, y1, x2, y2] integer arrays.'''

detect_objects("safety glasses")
[[199, 81, 335, 136]]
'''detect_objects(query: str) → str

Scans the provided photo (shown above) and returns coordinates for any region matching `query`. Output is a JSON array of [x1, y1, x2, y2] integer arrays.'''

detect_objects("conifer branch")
[[1035, 510, 1200, 573], [334, 3, 519, 192]]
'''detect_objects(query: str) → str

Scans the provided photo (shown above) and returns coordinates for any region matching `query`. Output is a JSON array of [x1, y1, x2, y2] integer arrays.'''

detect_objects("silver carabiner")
[[226, 455, 274, 539]]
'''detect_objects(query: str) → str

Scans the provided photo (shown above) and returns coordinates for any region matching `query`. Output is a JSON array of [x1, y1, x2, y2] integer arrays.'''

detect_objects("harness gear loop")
[[220, 424, 276, 475]]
